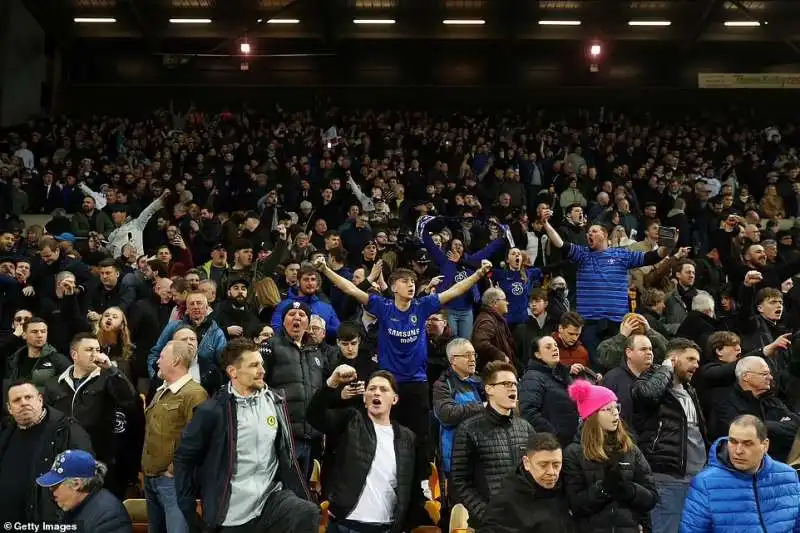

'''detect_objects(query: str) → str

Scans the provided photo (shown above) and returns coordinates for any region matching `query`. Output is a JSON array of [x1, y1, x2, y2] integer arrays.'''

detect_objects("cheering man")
[[313, 255, 492, 460]]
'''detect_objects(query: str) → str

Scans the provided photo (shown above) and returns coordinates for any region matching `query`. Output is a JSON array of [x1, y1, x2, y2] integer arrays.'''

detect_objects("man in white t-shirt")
[[307, 364, 425, 533]]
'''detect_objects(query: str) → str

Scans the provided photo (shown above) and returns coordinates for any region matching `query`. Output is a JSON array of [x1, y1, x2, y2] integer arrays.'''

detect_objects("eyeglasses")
[[488, 381, 518, 389], [13, 316, 30, 323], [600, 403, 622, 414], [452, 352, 477, 360]]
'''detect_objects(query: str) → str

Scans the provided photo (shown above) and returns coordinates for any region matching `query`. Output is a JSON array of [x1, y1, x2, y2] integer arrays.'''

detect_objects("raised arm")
[[438, 259, 492, 306], [540, 209, 564, 249], [314, 256, 369, 306]]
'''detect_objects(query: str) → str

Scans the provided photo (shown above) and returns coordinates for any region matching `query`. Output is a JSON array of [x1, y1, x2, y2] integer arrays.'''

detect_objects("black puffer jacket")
[[0, 408, 94, 523], [306, 386, 424, 533], [562, 442, 658, 533], [630, 364, 708, 477], [450, 406, 535, 525], [519, 359, 579, 447], [262, 330, 327, 440]]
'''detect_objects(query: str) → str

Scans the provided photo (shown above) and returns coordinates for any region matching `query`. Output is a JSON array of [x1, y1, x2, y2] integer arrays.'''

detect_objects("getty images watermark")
[[3, 523, 77, 532]]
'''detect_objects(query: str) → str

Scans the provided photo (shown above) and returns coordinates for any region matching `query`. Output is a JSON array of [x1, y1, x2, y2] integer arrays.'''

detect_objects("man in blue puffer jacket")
[[680, 414, 800, 533]]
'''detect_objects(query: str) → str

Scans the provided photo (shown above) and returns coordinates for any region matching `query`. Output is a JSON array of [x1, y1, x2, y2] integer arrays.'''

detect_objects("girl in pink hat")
[[561, 379, 658, 533]]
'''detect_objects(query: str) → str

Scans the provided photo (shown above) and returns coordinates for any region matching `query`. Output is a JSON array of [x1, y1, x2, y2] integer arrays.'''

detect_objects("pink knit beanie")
[[568, 380, 618, 420]]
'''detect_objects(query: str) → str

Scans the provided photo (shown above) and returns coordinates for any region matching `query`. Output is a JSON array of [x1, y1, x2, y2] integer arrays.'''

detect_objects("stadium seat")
[[448, 503, 471, 533], [122, 499, 147, 533]]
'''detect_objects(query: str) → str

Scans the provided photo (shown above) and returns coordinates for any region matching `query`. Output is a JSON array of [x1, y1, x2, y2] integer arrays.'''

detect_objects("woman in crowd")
[[492, 247, 543, 330], [421, 218, 506, 338], [95, 306, 138, 383], [253, 277, 282, 323], [562, 380, 657, 532]]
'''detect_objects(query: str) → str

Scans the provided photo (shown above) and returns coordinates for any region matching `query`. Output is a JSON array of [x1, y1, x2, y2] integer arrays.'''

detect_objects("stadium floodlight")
[[538, 20, 581, 26], [169, 18, 212, 23], [724, 20, 760, 27], [628, 20, 671, 26], [353, 19, 396, 24], [442, 19, 486, 25], [74, 17, 117, 23], [267, 18, 300, 24]]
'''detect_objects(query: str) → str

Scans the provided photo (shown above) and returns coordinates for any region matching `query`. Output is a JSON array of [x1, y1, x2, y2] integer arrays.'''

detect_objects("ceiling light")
[[169, 18, 212, 24], [267, 18, 300, 24], [628, 20, 671, 26], [538, 19, 581, 26], [353, 19, 396, 24], [73, 17, 117, 23], [442, 19, 486, 25], [724, 20, 760, 26]]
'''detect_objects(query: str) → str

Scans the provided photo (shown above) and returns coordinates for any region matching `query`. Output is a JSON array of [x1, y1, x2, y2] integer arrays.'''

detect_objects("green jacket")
[[71, 210, 115, 238], [597, 330, 668, 371]]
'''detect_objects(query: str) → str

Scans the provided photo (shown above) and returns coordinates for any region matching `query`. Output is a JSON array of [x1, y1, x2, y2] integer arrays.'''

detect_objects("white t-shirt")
[[347, 422, 397, 524]]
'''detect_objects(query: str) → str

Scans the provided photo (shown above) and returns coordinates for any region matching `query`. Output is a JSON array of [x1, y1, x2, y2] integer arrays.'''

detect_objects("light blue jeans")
[[447, 308, 474, 339], [650, 473, 691, 533], [144, 475, 190, 533]]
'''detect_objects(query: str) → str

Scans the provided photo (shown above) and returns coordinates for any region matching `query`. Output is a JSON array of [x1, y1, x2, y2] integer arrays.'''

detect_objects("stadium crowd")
[[2, 105, 800, 533]]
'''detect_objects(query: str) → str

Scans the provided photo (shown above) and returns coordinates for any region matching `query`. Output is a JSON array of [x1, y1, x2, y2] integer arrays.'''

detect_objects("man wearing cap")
[[36, 450, 131, 533], [105, 189, 170, 258], [202, 243, 230, 288], [215, 278, 261, 340], [223, 230, 289, 301], [261, 300, 327, 481], [71, 195, 114, 239], [241, 210, 273, 252], [0, 380, 93, 523]]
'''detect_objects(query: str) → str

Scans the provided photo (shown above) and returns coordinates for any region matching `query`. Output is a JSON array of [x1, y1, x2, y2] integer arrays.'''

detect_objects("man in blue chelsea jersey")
[[314, 254, 492, 459]]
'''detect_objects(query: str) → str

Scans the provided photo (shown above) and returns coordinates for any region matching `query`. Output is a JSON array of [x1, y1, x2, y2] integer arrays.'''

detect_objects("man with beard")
[[632, 338, 707, 533], [174, 339, 317, 533], [728, 241, 800, 298], [70, 195, 114, 239], [215, 278, 261, 340]]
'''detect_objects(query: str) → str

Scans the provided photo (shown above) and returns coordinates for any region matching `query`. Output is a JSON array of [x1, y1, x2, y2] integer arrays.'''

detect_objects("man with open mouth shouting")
[[307, 364, 421, 533], [313, 254, 492, 462]]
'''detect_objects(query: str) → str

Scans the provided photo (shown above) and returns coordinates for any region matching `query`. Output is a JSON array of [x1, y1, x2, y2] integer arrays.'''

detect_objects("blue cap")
[[36, 450, 97, 487], [54, 232, 76, 243]]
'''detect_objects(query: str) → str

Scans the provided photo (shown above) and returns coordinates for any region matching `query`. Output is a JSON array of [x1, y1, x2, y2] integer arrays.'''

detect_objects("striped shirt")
[[567, 243, 646, 322]]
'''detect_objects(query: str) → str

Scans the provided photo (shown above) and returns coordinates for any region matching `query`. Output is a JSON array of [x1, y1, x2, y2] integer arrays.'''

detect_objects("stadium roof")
[[26, 0, 800, 45]]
